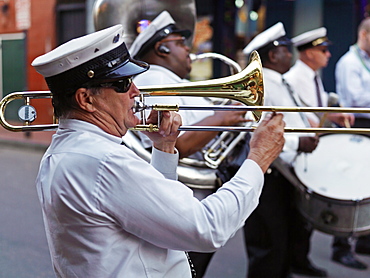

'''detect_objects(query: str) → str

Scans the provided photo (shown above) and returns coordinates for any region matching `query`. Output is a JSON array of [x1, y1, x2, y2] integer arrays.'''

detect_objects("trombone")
[[1, 51, 370, 134]]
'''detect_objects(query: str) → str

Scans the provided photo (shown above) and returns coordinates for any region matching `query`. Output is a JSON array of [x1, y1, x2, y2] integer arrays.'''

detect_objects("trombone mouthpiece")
[[132, 101, 147, 113]]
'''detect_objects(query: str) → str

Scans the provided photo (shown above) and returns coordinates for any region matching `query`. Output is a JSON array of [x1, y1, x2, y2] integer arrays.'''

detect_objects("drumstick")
[[318, 112, 328, 128], [344, 118, 351, 128]]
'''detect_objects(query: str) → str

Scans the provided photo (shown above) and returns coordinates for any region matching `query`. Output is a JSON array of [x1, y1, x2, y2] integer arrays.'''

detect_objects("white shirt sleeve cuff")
[[151, 147, 179, 180]]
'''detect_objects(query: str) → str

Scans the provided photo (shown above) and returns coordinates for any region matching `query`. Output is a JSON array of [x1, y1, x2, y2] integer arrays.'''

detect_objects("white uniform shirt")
[[263, 68, 313, 164], [284, 59, 327, 124], [134, 65, 214, 127], [134, 65, 215, 159], [336, 45, 370, 119], [36, 119, 264, 278]]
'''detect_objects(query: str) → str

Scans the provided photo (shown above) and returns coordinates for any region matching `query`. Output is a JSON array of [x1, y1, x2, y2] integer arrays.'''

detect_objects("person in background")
[[242, 22, 326, 278], [284, 27, 363, 271], [32, 23, 285, 278], [131, 10, 249, 160], [130, 10, 253, 277], [334, 16, 370, 268], [336, 17, 370, 128], [285, 27, 354, 128]]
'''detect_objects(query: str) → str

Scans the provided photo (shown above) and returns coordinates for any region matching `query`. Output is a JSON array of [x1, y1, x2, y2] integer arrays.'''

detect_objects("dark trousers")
[[187, 251, 214, 277], [244, 169, 312, 278]]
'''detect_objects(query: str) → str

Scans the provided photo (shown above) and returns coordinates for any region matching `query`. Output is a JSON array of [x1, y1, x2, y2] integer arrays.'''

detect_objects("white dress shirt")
[[134, 65, 215, 161], [284, 59, 328, 124], [336, 44, 370, 119], [263, 68, 313, 164], [36, 119, 264, 278], [134, 65, 214, 127]]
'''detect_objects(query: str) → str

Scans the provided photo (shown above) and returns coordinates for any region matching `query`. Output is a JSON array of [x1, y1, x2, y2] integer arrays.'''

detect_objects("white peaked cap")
[[292, 27, 331, 50], [32, 24, 148, 93], [129, 10, 191, 59], [243, 22, 288, 56]]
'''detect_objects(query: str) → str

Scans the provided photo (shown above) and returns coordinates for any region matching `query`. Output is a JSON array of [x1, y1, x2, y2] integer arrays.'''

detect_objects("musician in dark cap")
[[243, 22, 326, 278], [32, 24, 285, 277]]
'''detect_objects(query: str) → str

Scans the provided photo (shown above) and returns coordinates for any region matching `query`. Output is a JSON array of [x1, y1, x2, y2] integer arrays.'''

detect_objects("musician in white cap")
[[131, 11, 249, 159], [243, 22, 326, 278], [284, 27, 354, 128], [285, 28, 363, 271], [130, 10, 253, 276], [31, 24, 285, 277]]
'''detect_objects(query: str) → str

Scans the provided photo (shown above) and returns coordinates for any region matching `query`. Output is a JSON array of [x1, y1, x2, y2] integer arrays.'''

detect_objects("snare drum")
[[293, 134, 370, 237]]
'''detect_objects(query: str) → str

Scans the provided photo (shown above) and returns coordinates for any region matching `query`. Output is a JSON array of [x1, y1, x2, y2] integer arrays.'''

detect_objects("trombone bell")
[[137, 50, 264, 122]]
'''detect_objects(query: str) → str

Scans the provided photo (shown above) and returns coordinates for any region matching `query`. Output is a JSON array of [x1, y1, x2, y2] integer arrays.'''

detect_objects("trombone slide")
[[131, 103, 370, 134]]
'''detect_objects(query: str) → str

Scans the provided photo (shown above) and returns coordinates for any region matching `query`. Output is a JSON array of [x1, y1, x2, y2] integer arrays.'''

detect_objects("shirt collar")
[[149, 65, 188, 82], [295, 59, 316, 79], [351, 44, 370, 61], [263, 67, 284, 84], [58, 119, 123, 145]]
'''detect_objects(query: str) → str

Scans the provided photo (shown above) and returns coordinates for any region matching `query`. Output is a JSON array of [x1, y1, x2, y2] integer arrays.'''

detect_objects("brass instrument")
[[93, 0, 196, 48], [2, 51, 370, 134], [189, 53, 242, 75]]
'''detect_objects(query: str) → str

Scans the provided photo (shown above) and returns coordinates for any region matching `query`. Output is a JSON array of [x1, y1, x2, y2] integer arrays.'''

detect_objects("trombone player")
[[31, 24, 285, 277]]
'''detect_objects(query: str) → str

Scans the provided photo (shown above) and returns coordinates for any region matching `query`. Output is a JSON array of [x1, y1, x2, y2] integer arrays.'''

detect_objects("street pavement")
[[204, 228, 370, 278], [1, 130, 370, 277]]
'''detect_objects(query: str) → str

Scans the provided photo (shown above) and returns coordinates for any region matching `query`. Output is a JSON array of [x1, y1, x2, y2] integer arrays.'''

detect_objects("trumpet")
[[1, 51, 370, 134]]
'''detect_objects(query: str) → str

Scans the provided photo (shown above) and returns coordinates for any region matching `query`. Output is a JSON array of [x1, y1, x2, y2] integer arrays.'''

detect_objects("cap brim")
[[104, 58, 149, 80], [319, 40, 332, 47], [174, 29, 192, 39]]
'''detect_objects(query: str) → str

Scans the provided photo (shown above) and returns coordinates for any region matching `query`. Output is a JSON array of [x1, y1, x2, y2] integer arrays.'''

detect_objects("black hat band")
[[46, 43, 130, 94]]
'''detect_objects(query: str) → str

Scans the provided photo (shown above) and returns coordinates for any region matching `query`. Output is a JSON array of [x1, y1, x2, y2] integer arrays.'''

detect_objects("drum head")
[[294, 134, 370, 200]]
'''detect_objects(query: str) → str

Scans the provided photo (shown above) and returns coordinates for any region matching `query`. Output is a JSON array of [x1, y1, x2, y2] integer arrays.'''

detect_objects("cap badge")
[[87, 70, 95, 78], [113, 34, 120, 43]]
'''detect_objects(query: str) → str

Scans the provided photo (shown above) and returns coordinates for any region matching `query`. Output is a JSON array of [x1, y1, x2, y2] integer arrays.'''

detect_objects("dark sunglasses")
[[91, 77, 133, 93], [313, 47, 329, 54]]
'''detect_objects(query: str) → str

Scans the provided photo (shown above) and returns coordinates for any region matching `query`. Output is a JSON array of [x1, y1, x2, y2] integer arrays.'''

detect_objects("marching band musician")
[[284, 28, 363, 271], [242, 22, 326, 278], [32, 24, 285, 277], [284, 27, 355, 128], [130, 11, 249, 160], [130, 11, 252, 276]]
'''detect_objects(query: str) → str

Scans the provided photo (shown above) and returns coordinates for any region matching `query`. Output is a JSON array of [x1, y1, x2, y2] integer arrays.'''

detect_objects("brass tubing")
[[0, 91, 58, 132], [132, 125, 370, 134]]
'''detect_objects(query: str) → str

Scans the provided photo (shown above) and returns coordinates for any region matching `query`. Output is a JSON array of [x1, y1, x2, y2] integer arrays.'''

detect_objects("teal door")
[[0, 33, 27, 121]]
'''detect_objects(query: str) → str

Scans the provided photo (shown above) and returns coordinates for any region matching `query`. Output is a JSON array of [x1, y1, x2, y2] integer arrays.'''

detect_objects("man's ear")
[[74, 88, 96, 112], [268, 49, 277, 64], [305, 49, 315, 60]]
